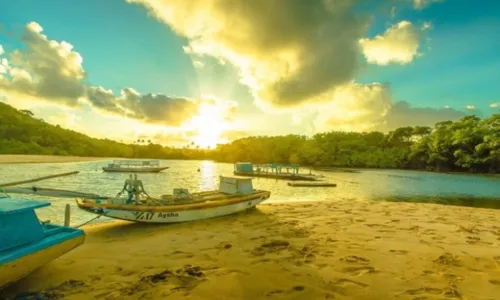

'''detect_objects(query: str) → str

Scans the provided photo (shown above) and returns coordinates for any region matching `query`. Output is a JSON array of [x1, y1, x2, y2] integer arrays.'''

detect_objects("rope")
[[74, 213, 106, 228]]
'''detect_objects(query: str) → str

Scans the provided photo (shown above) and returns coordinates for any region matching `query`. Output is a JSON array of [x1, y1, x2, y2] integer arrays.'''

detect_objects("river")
[[1, 159, 499, 226]]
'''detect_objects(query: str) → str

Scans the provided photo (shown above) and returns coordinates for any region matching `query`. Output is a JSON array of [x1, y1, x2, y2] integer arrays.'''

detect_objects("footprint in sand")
[[342, 266, 376, 276], [16, 280, 87, 300], [466, 236, 481, 244], [404, 287, 443, 296], [340, 256, 370, 263], [121, 265, 206, 296], [389, 249, 408, 255], [251, 240, 290, 256], [331, 278, 369, 288], [489, 280, 500, 286], [434, 253, 461, 267]]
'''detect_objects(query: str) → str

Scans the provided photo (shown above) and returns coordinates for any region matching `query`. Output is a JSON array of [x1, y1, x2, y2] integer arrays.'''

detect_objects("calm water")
[[1, 160, 499, 226]]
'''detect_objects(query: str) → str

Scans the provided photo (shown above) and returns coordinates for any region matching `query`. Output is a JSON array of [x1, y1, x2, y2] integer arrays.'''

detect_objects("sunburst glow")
[[187, 103, 232, 148]]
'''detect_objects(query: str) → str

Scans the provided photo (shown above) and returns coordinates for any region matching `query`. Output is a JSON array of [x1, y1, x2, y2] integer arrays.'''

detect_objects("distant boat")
[[102, 160, 169, 173], [233, 162, 318, 181], [0, 197, 85, 288], [76, 176, 271, 223]]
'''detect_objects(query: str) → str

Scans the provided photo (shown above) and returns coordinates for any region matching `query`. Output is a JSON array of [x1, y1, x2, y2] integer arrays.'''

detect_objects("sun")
[[189, 104, 231, 148]]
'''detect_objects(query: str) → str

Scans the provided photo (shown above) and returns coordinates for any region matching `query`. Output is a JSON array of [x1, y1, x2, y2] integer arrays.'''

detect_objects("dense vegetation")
[[1, 102, 498, 173]]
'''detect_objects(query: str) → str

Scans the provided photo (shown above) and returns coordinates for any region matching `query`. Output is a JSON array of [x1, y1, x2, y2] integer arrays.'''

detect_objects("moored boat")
[[0, 197, 85, 289], [76, 175, 271, 223], [102, 159, 169, 173], [233, 162, 318, 181]]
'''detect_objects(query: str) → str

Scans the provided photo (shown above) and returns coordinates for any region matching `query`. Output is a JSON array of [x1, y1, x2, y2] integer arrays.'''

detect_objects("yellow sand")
[[0, 155, 108, 164], [2, 200, 500, 299]]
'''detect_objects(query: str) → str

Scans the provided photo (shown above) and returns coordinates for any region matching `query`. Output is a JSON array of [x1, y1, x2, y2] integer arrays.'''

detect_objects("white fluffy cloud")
[[314, 83, 393, 132], [126, 0, 371, 109], [0, 22, 86, 106], [0, 22, 235, 128], [490, 102, 500, 108], [465, 105, 476, 110], [360, 21, 428, 65], [412, 0, 442, 9], [297, 84, 469, 133]]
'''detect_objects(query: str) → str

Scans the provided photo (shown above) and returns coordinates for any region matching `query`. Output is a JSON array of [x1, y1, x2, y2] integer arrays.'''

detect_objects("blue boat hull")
[[0, 227, 84, 288]]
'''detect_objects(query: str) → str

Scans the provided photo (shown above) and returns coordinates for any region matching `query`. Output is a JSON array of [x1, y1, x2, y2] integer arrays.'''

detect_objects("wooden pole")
[[64, 204, 71, 227], [0, 171, 79, 187]]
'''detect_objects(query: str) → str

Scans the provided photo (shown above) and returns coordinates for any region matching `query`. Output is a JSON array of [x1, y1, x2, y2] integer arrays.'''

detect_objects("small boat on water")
[[233, 162, 318, 181], [102, 159, 169, 173], [0, 196, 85, 289], [76, 175, 271, 223]]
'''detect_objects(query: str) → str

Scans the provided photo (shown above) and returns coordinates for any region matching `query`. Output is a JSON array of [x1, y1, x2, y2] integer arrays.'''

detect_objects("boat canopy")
[[111, 160, 160, 166], [0, 198, 50, 253], [255, 163, 301, 174]]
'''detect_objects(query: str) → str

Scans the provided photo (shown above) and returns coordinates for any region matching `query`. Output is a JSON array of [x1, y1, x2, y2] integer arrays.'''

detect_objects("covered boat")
[[234, 162, 317, 181], [102, 160, 169, 173], [76, 175, 271, 223], [0, 197, 85, 288]]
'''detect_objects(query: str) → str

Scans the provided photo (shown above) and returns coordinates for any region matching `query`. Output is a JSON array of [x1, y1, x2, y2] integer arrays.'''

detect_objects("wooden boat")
[[0, 197, 85, 288], [76, 176, 271, 223], [233, 162, 318, 181], [102, 160, 169, 173]]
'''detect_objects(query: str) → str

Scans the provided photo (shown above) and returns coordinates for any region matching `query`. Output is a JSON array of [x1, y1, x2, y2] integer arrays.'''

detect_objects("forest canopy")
[[0, 102, 498, 173]]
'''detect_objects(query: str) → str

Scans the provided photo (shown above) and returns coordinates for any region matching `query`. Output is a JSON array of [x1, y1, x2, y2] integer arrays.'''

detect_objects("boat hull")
[[0, 234, 84, 288], [76, 192, 270, 223], [102, 166, 169, 173]]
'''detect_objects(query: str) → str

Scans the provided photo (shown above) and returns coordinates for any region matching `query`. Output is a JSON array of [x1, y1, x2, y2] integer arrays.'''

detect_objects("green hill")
[[0, 102, 206, 159], [0, 102, 498, 173]]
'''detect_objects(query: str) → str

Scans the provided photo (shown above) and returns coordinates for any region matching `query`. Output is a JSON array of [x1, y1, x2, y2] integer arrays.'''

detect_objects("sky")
[[0, 0, 499, 148]]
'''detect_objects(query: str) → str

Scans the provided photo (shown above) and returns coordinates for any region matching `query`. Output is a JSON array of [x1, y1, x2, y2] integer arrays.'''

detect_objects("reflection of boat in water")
[[76, 175, 271, 223], [102, 160, 169, 173], [0, 196, 85, 288], [233, 162, 318, 181]]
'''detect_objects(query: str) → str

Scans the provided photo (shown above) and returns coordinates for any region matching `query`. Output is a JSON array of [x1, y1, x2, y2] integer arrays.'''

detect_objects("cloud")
[[86, 86, 202, 126], [314, 82, 393, 132], [379, 101, 467, 130], [360, 21, 427, 65], [220, 130, 249, 141], [300, 83, 469, 132], [126, 0, 372, 109], [0, 45, 4, 56], [151, 131, 196, 146], [412, 0, 442, 10], [46, 112, 81, 131], [465, 105, 476, 110], [0, 22, 236, 128], [490, 102, 500, 108], [0, 22, 86, 105]]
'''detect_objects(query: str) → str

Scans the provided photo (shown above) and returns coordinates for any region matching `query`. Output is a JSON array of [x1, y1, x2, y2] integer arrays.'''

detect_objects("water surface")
[[1, 160, 498, 226]]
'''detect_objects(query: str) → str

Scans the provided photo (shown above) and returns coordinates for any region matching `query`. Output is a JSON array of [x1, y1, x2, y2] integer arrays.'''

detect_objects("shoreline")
[[1, 154, 498, 177], [0, 155, 111, 164], [2, 200, 500, 299]]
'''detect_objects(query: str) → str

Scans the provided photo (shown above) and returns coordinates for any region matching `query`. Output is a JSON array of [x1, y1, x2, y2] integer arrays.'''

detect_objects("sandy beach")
[[2, 199, 500, 299], [0, 155, 109, 164]]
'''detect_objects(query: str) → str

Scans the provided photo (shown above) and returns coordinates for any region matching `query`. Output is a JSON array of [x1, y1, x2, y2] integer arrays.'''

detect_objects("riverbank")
[[2, 200, 500, 299], [0, 155, 109, 164]]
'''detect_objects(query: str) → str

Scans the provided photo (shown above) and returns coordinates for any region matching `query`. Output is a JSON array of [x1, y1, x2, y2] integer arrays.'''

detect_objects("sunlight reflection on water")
[[0, 159, 499, 226]]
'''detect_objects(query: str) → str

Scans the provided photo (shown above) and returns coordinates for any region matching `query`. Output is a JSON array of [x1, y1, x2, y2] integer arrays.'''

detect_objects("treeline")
[[0, 102, 210, 160], [213, 115, 499, 173], [0, 102, 498, 173]]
